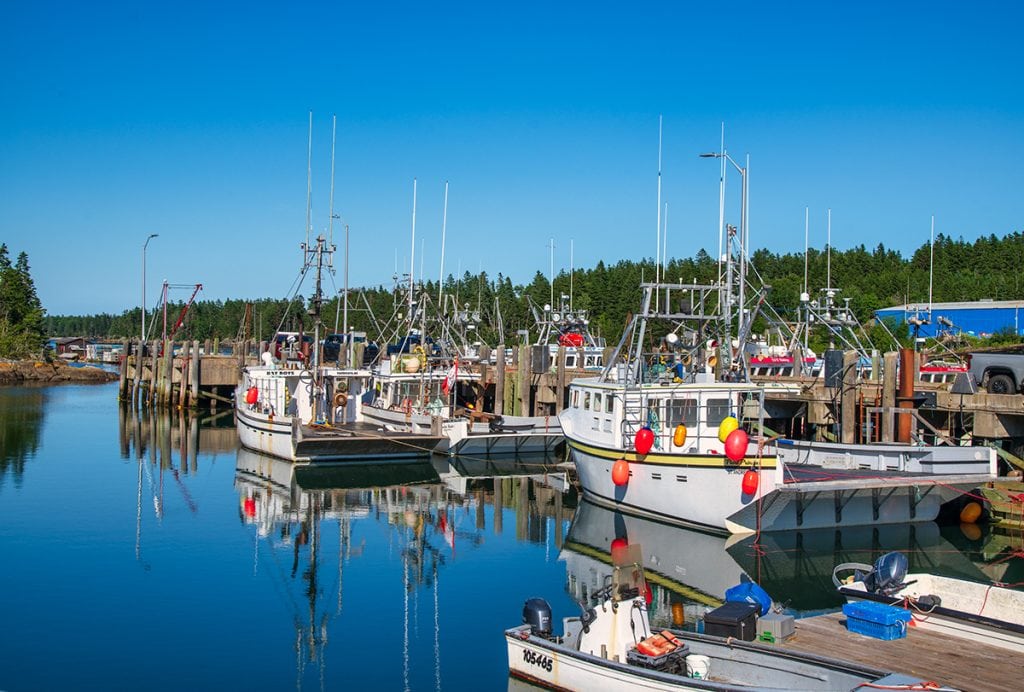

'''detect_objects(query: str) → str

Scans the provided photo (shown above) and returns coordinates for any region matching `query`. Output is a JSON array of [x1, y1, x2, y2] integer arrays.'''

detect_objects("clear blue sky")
[[2, 1, 1021, 315]]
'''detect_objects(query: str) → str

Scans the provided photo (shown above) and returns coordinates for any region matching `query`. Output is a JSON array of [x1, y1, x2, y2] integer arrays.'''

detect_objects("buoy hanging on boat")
[[245, 387, 258, 405], [725, 429, 748, 462], [671, 602, 685, 626], [673, 424, 687, 447], [635, 427, 654, 455], [741, 469, 759, 495], [611, 459, 630, 486], [243, 496, 256, 517], [959, 501, 982, 524], [644, 583, 653, 605], [718, 416, 739, 443]]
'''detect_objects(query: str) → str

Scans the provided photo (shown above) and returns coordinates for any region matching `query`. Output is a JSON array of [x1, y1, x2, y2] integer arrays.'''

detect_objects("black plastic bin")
[[703, 602, 759, 641]]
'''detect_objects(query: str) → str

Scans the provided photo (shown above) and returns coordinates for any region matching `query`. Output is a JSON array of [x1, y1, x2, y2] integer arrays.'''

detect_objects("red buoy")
[[741, 469, 759, 495], [635, 427, 655, 456], [612, 459, 630, 486], [243, 497, 256, 517], [245, 387, 258, 405], [644, 583, 653, 605], [724, 429, 748, 462]]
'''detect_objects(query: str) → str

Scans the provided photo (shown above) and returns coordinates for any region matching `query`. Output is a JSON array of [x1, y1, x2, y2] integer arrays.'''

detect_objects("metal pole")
[[142, 234, 158, 342]]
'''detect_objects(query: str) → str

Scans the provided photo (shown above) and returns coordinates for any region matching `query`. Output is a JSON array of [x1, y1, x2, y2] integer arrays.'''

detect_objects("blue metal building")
[[874, 300, 1024, 338]]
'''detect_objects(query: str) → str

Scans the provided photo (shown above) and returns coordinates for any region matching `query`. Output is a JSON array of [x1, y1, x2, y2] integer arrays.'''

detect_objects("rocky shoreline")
[[0, 360, 119, 385]]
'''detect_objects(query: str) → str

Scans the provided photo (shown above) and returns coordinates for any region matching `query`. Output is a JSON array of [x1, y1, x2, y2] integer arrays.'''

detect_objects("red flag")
[[442, 358, 458, 395]]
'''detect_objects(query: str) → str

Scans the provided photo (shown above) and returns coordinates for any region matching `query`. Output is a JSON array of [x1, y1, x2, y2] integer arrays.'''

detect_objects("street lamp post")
[[700, 152, 748, 360], [142, 234, 158, 343]]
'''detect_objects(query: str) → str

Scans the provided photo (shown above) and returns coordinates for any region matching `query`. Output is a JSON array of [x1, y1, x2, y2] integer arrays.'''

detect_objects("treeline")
[[0, 245, 45, 358], [45, 232, 1024, 352]]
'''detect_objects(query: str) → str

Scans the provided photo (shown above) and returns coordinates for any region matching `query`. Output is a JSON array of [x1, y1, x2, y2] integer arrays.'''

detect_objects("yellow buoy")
[[718, 416, 739, 443], [673, 424, 687, 447], [959, 501, 982, 524]]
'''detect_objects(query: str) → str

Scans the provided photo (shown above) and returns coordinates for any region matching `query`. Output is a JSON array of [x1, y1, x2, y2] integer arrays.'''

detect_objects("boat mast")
[[410, 178, 417, 323], [655, 115, 663, 309], [438, 181, 449, 308], [328, 114, 338, 250], [306, 111, 313, 251]]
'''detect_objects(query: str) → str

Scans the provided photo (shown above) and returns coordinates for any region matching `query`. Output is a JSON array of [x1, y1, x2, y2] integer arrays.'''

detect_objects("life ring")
[[333, 392, 348, 408]]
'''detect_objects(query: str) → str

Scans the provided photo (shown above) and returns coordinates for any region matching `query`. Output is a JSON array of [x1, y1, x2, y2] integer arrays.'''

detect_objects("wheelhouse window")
[[706, 398, 731, 426], [584, 392, 591, 410], [593, 392, 603, 411], [605, 394, 614, 414], [571, 390, 580, 408], [665, 398, 697, 428]]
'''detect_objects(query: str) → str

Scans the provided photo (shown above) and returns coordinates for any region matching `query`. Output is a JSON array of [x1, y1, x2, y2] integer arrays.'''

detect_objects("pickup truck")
[[967, 352, 1024, 395]]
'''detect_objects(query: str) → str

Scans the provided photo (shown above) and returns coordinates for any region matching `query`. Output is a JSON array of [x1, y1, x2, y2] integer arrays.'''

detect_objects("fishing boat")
[[834, 552, 1024, 653], [531, 294, 607, 373], [235, 237, 446, 462], [506, 544, 944, 691], [559, 278, 997, 535]]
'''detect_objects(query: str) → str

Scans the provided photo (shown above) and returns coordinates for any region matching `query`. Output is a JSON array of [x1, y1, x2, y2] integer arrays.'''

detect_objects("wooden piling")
[[148, 347, 158, 406], [162, 340, 174, 406], [556, 346, 567, 413], [118, 339, 129, 400], [132, 341, 142, 407], [190, 340, 201, 408], [494, 345, 506, 415], [517, 345, 529, 417], [882, 351, 897, 442], [841, 350, 858, 444]]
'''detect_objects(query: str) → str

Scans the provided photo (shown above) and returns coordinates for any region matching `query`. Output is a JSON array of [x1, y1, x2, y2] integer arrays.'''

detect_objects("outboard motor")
[[865, 552, 909, 594], [522, 598, 552, 637]]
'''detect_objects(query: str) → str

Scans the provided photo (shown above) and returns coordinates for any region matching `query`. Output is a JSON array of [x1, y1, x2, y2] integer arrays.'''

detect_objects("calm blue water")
[[2, 382, 1022, 691]]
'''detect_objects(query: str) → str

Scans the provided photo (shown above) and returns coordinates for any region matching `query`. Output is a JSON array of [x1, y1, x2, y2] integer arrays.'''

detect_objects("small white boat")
[[363, 335, 563, 457], [834, 552, 1024, 653], [507, 546, 949, 691]]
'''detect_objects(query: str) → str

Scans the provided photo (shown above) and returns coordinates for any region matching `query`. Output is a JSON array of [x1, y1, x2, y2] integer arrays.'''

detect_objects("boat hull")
[[506, 625, 929, 691], [839, 574, 1024, 653]]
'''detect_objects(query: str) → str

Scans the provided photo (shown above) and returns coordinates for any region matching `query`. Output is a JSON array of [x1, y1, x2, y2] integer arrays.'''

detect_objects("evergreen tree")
[[0, 247, 47, 358]]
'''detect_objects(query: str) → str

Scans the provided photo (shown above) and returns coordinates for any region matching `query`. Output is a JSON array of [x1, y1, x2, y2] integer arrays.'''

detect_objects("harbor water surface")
[[1, 381, 1021, 691]]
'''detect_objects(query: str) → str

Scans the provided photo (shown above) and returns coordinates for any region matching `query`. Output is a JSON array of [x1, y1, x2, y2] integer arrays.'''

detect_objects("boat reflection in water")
[[234, 448, 576, 689], [562, 499, 996, 630]]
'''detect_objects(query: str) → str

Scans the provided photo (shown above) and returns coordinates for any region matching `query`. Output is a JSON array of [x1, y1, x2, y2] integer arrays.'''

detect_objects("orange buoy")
[[741, 469, 759, 495], [635, 427, 654, 455], [718, 416, 739, 443], [673, 424, 687, 447], [959, 501, 982, 524], [245, 387, 258, 405], [671, 602, 685, 626], [725, 429, 749, 462], [612, 459, 630, 486], [960, 522, 982, 541]]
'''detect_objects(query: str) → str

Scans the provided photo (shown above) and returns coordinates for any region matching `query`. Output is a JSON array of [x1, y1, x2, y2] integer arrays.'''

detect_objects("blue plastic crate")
[[842, 601, 911, 641]]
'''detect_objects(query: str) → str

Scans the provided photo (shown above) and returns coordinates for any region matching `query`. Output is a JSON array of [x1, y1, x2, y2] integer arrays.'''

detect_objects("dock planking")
[[779, 612, 1014, 692]]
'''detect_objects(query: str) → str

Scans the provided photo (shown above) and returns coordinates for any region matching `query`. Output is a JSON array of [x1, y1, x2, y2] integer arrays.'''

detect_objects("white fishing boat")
[[834, 552, 1024, 653], [235, 242, 446, 463], [506, 545, 945, 691], [560, 278, 997, 535]]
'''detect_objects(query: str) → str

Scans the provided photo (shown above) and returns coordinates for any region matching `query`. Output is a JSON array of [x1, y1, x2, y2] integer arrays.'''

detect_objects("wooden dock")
[[780, 612, 1014, 691]]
